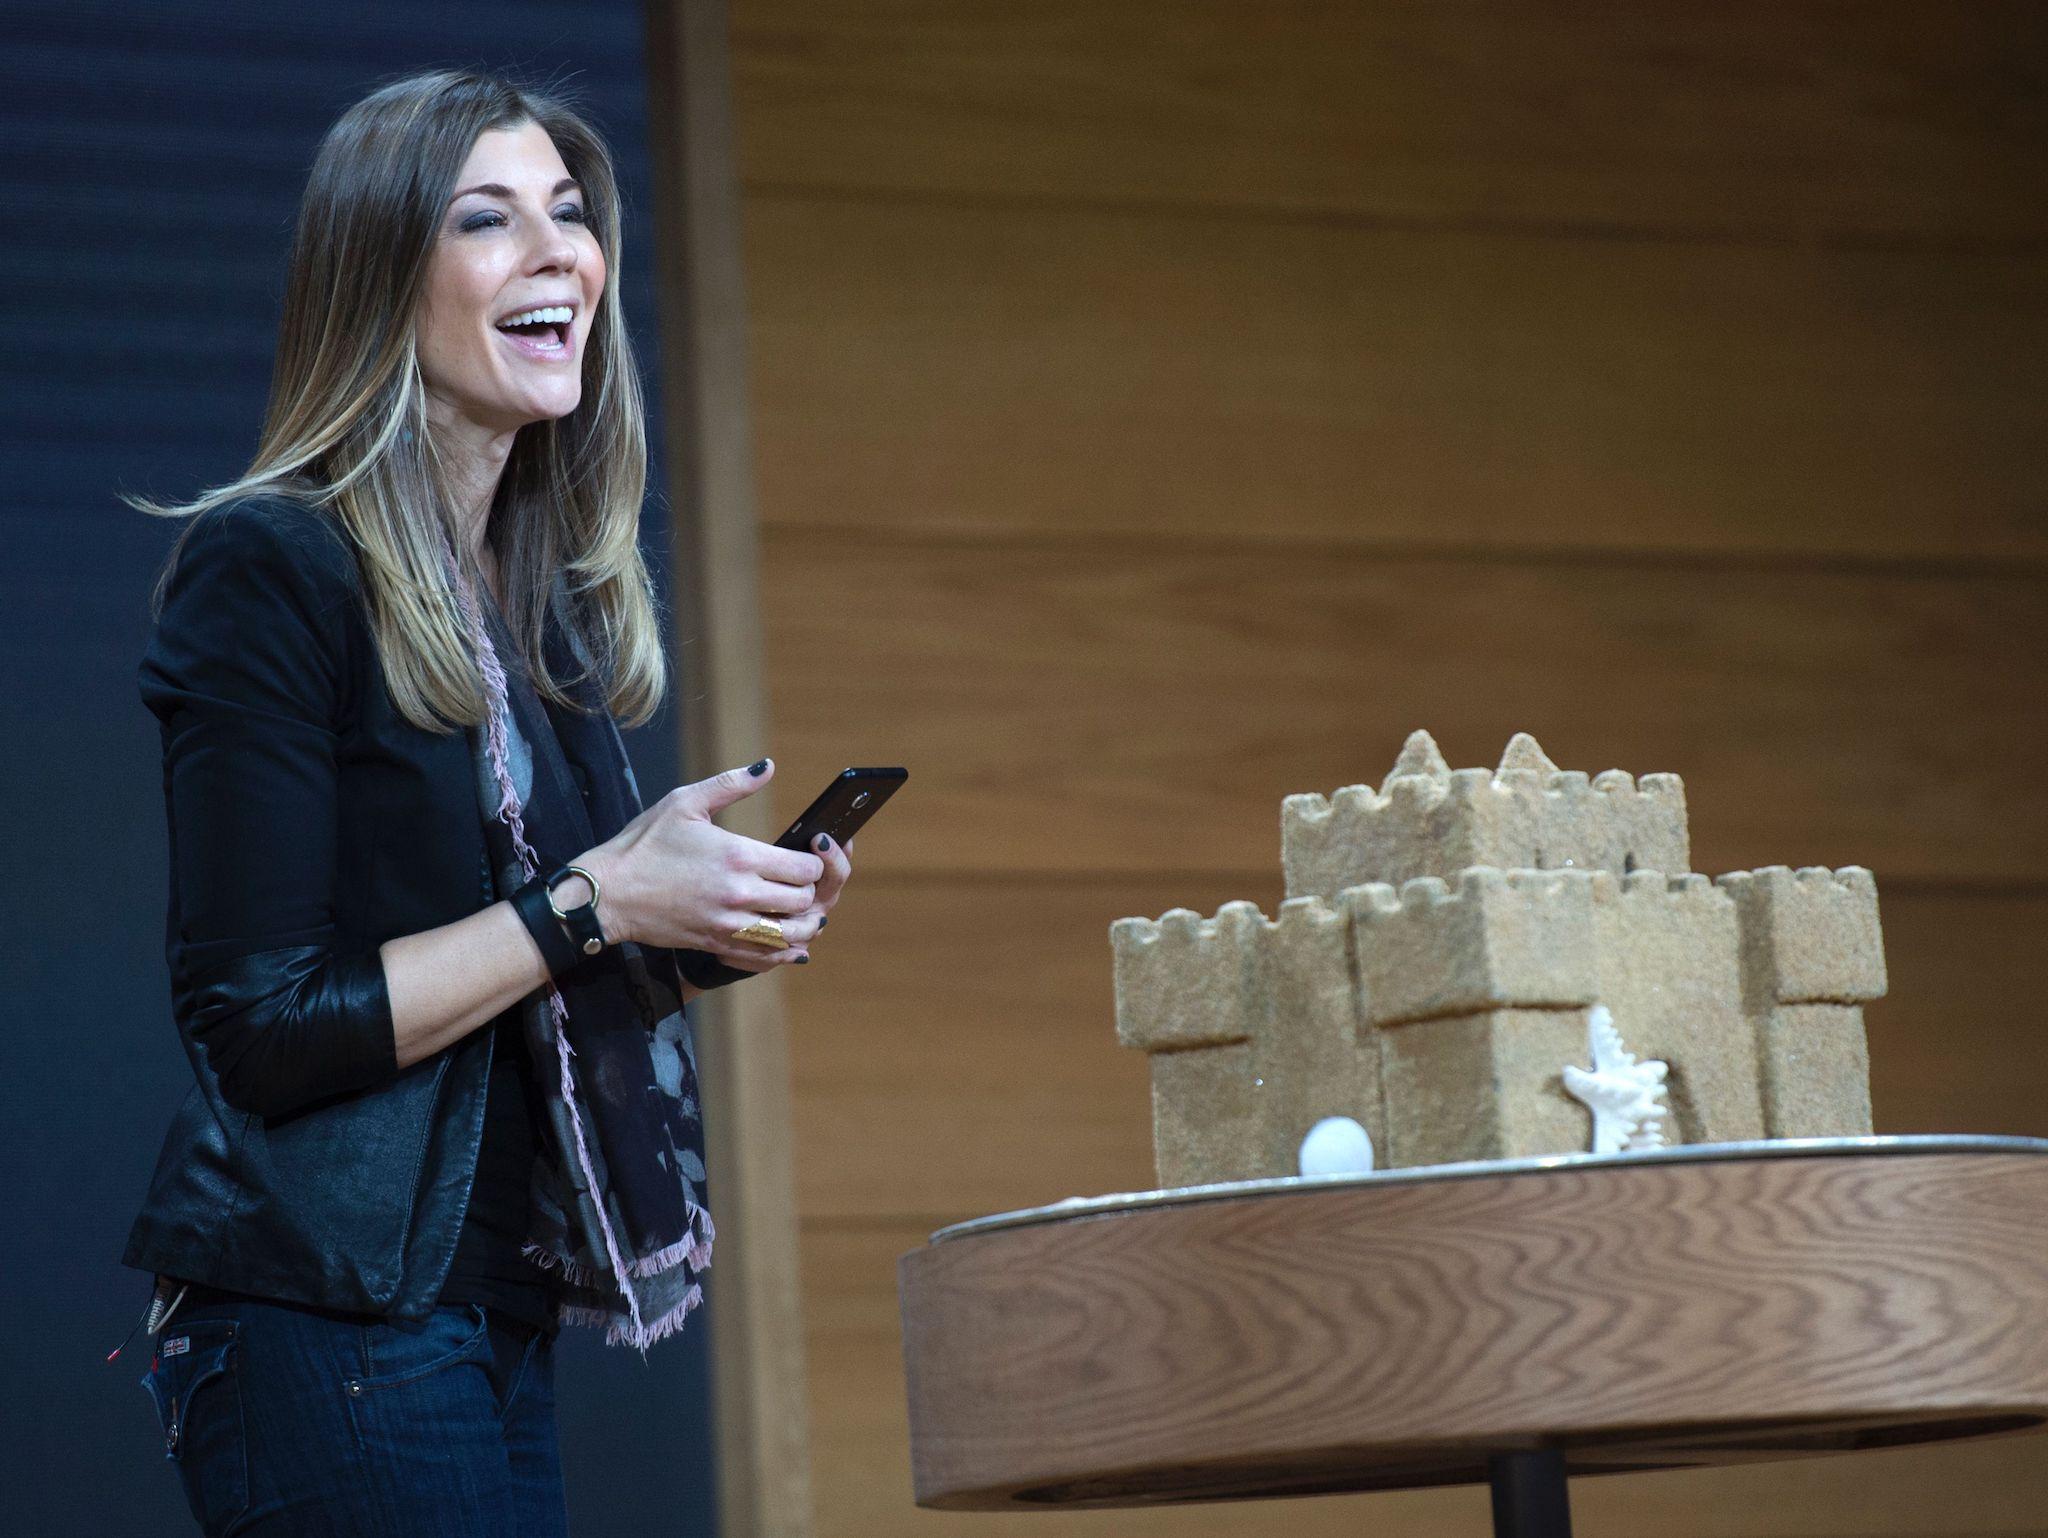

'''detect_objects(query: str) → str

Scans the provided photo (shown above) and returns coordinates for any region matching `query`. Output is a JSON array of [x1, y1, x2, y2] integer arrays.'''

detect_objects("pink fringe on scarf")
[[522, 1203, 716, 1291], [559, 1282, 705, 1351], [448, 554, 696, 1354]]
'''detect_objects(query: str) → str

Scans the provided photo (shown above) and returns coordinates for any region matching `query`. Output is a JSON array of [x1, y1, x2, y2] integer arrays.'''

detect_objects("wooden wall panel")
[[764, 532, 2047, 885], [650, 4, 815, 1531], [803, 1221, 2048, 1538], [745, 198, 2048, 565], [1869, 891, 2048, 1139], [785, 879, 2048, 1223], [733, 1, 2048, 245], [744, 200, 2048, 564]]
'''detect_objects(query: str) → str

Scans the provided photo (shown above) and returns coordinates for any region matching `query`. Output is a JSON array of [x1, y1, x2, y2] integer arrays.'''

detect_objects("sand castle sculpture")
[[1111, 732, 1887, 1187]]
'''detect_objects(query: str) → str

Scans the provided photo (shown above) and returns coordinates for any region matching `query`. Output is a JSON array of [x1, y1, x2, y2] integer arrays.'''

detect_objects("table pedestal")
[[1490, 1451, 1570, 1537]]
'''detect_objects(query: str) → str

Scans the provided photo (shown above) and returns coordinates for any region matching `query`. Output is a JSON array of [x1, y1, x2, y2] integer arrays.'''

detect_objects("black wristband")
[[510, 874, 586, 982], [540, 862, 607, 959]]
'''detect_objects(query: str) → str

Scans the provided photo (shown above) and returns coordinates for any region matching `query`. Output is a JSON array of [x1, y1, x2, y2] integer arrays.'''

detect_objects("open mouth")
[[494, 317, 573, 359]]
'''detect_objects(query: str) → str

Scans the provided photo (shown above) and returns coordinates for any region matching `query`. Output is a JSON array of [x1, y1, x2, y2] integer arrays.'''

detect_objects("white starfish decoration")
[[1561, 1005, 1670, 1154]]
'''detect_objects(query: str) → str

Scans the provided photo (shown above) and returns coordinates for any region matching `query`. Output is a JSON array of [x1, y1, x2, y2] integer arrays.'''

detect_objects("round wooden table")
[[898, 1136, 2048, 1536]]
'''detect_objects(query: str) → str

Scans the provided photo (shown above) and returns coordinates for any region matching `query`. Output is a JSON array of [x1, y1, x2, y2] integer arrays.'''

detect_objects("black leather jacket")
[[122, 493, 595, 1321]]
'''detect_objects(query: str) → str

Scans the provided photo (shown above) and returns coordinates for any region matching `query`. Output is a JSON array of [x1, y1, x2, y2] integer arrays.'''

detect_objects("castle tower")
[[1111, 899, 1379, 1188], [1112, 732, 1887, 1186], [1716, 865, 1887, 1137]]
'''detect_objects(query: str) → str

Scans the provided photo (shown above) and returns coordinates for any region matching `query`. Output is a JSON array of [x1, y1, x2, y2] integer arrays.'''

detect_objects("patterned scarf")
[[445, 554, 715, 1357]]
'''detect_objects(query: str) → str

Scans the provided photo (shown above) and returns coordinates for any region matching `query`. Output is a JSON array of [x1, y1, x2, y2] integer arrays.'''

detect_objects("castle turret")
[[1715, 865, 1885, 1138], [1111, 903, 1264, 1186], [1112, 899, 1380, 1186]]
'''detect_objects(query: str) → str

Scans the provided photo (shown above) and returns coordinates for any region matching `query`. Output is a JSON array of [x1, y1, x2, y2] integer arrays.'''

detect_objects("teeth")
[[497, 305, 573, 329]]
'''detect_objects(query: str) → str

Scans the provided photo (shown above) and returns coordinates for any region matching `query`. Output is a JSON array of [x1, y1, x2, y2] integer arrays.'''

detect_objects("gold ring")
[[731, 917, 788, 950]]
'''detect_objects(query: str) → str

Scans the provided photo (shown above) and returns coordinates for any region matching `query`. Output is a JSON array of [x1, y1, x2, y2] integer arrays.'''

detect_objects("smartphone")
[[669, 767, 906, 993], [773, 766, 908, 854]]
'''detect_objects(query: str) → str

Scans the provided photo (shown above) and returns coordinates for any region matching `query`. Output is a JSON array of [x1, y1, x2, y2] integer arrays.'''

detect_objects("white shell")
[[1298, 1116, 1376, 1177], [1561, 1004, 1670, 1155]]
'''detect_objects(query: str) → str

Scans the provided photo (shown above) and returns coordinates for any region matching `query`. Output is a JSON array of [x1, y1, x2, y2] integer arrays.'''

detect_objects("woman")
[[113, 69, 849, 1535]]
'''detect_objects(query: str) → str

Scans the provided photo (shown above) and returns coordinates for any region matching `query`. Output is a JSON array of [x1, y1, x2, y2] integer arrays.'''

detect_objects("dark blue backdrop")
[[2, 4, 718, 1532]]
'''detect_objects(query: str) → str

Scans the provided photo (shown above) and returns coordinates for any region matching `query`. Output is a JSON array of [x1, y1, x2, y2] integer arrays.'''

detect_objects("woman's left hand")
[[793, 833, 853, 960]]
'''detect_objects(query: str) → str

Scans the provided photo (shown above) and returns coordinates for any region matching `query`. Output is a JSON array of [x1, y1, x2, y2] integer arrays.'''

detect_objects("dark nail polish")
[[795, 954, 810, 964], [814, 833, 831, 852], [748, 759, 769, 776], [819, 916, 828, 928]]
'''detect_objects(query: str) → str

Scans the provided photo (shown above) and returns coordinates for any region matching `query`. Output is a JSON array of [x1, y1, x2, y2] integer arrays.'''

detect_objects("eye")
[[456, 205, 589, 233]]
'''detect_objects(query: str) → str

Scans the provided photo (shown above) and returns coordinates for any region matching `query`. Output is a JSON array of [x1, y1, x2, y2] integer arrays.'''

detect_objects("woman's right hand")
[[578, 758, 825, 970]]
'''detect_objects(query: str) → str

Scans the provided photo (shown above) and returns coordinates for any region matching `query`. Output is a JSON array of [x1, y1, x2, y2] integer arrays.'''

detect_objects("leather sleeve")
[[141, 497, 399, 1120]]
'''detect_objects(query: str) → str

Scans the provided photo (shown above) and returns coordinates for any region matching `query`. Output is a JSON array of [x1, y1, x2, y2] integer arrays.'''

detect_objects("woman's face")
[[416, 120, 606, 437]]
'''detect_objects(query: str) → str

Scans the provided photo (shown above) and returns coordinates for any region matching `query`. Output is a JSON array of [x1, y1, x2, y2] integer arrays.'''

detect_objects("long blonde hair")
[[124, 67, 665, 732]]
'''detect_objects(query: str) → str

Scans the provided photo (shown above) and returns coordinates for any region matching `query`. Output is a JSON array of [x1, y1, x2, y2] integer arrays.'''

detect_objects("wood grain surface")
[[897, 1152, 2048, 1508], [762, 530, 2048, 885], [808, 1218, 2048, 1538], [745, 199, 2048, 564], [733, 1, 2048, 245]]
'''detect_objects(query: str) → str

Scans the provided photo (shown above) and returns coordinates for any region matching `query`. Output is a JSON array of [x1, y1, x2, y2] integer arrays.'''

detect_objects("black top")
[[436, 1005, 560, 1336]]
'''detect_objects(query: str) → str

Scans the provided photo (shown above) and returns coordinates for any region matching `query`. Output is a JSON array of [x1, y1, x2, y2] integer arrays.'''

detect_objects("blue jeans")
[[137, 1291, 568, 1536]]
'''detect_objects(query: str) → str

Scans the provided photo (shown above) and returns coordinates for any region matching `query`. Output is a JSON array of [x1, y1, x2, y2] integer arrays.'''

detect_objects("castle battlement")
[[1110, 901, 1266, 1052], [1344, 864, 1601, 912], [1270, 894, 1349, 966], [1282, 731, 1689, 900], [1600, 868, 1726, 901]]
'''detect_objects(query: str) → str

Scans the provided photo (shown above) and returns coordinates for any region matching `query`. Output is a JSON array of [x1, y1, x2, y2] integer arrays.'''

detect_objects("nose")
[[525, 218, 579, 277]]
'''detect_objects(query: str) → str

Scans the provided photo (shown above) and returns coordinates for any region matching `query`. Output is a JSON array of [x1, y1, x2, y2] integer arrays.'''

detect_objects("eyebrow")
[[449, 177, 584, 203]]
